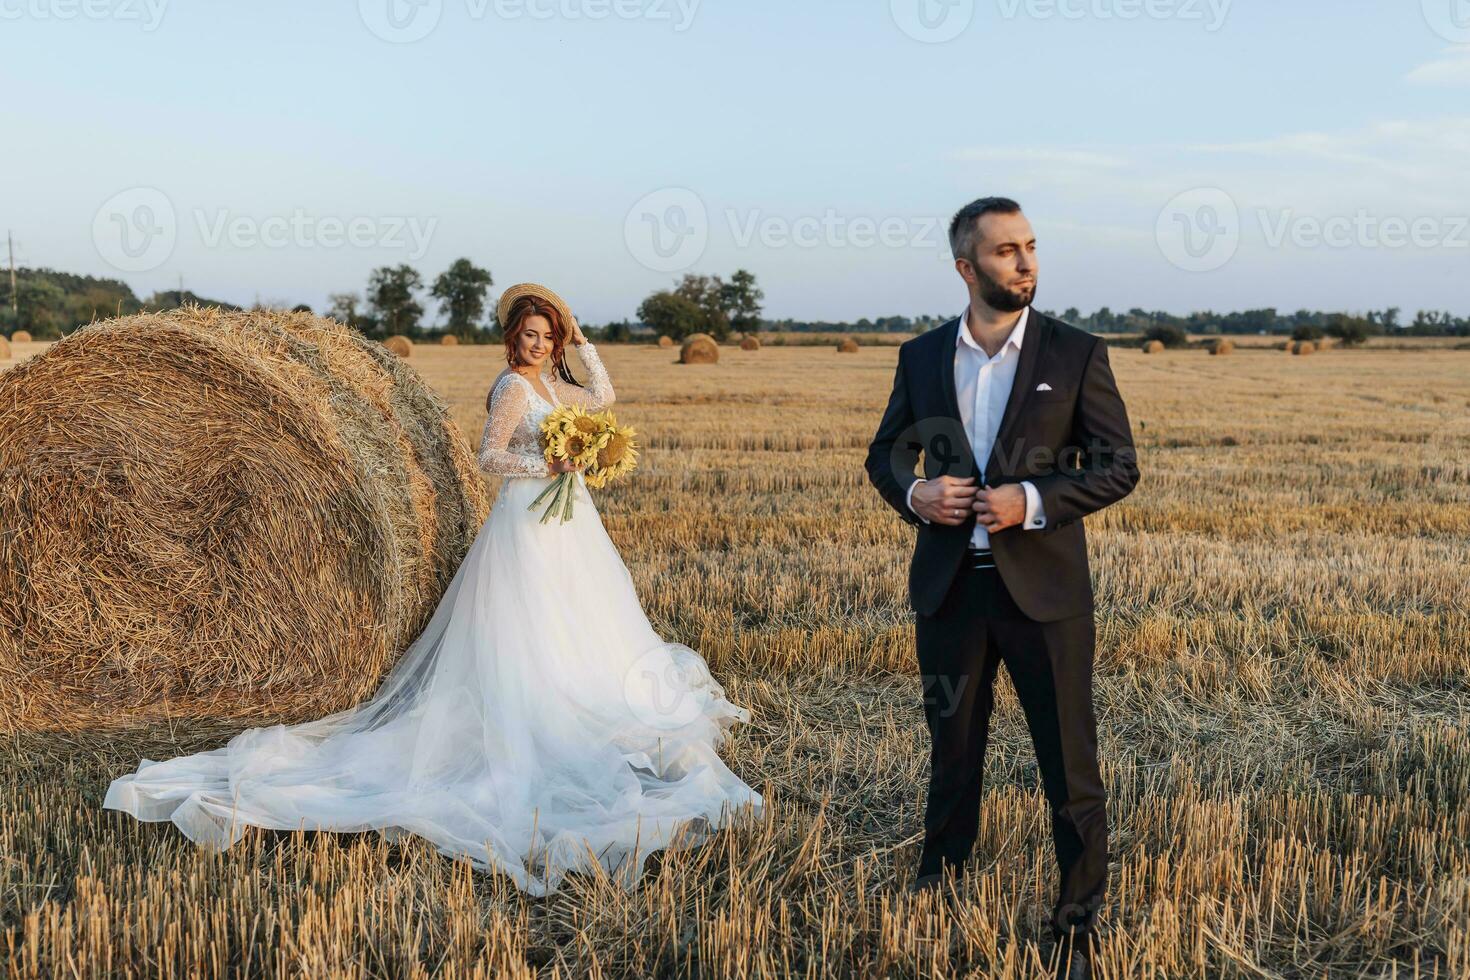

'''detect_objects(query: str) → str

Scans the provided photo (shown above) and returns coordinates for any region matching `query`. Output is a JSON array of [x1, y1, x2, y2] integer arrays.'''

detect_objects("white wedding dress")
[[103, 341, 763, 895]]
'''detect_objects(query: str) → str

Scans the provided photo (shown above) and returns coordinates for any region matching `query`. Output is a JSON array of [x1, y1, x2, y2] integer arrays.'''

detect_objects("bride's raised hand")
[[550, 458, 584, 474], [565, 314, 587, 347]]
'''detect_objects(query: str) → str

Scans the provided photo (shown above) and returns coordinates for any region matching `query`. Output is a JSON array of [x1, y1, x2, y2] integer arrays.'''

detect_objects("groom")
[[865, 197, 1139, 958]]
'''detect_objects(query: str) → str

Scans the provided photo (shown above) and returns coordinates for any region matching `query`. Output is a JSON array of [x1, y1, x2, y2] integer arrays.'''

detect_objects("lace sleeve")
[[548, 341, 615, 410], [477, 375, 552, 478]]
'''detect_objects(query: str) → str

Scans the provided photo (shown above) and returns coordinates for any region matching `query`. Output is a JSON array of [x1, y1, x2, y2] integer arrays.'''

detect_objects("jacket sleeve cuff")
[[1021, 479, 1046, 530]]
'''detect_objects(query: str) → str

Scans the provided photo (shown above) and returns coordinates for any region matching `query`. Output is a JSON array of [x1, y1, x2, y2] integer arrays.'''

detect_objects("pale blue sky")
[[3, 0, 1467, 323]]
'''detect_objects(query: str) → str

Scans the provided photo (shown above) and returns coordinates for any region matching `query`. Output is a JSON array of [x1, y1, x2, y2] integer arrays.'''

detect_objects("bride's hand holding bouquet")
[[528, 404, 639, 524]]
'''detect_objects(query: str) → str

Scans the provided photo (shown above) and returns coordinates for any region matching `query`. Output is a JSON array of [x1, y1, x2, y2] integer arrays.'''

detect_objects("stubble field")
[[3, 337, 1468, 978]]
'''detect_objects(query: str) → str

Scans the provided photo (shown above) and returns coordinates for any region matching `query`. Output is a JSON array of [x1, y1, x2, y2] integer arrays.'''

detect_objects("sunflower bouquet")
[[528, 405, 639, 524]]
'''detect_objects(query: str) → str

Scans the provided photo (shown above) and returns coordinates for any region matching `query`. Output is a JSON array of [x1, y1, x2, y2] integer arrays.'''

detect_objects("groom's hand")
[[911, 476, 978, 526], [973, 483, 1025, 532]]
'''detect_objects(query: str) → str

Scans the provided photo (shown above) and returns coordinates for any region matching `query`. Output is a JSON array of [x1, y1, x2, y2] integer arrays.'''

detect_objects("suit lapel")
[[984, 306, 1049, 481], [938, 315, 963, 426]]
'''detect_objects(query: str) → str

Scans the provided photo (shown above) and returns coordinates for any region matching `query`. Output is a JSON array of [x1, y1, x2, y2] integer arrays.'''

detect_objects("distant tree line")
[[6, 265, 1466, 346], [1047, 306, 1469, 345]]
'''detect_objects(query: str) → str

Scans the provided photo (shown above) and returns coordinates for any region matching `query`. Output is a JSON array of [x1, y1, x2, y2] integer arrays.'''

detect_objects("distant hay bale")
[[657, 335, 674, 348], [384, 335, 412, 357], [1292, 340, 1316, 355], [837, 337, 859, 353], [740, 335, 760, 351], [0, 337, 9, 360], [1142, 340, 1165, 353], [11, 330, 31, 343], [440, 334, 459, 346], [0, 306, 489, 732], [680, 333, 719, 364], [1208, 338, 1235, 355]]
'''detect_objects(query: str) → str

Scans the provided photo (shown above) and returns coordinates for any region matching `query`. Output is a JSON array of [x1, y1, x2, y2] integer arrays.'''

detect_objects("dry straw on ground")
[[740, 335, 761, 351], [4, 338, 1468, 977], [384, 335, 413, 357], [1142, 339, 1165, 353], [680, 333, 719, 364], [0, 306, 488, 732]]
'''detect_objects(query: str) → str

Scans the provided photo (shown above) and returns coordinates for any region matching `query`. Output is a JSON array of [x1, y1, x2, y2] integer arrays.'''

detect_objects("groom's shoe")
[[1049, 933, 1096, 980]]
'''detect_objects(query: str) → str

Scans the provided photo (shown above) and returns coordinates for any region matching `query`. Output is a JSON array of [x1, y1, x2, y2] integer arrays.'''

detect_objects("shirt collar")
[[957, 305, 1029, 355]]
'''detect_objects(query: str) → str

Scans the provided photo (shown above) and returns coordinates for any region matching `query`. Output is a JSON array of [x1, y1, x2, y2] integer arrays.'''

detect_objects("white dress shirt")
[[905, 306, 1047, 547]]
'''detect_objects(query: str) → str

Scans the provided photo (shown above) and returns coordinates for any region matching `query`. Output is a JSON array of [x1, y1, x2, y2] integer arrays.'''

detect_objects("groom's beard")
[[974, 265, 1036, 313]]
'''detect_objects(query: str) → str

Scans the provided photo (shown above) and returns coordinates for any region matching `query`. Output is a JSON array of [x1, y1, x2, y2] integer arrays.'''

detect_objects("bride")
[[104, 282, 763, 895]]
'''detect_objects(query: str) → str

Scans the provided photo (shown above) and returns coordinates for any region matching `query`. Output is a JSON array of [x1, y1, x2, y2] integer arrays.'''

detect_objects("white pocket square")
[[1035, 382, 1052, 391]]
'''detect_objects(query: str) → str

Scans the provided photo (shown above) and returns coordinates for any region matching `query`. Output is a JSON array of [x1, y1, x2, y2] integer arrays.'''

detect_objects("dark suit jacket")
[[864, 308, 1139, 621]]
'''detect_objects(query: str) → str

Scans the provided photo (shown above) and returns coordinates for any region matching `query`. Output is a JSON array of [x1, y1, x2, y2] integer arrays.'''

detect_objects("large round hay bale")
[[657, 335, 673, 348], [1208, 338, 1234, 355], [0, 306, 489, 732], [739, 335, 760, 351], [1142, 339, 1165, 354], [0, 336, 9, 360], [1292, 340, 1315, 355], [11, 330, 31, 343], [680, 333, 719, 364], [837, 337, 859, 353], [440, 334, 459, 346], [384, 334, 412, 357]]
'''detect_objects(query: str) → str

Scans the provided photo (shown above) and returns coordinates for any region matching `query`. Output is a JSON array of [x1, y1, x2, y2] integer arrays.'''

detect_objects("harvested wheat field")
[[3, 339, 1468, 977]]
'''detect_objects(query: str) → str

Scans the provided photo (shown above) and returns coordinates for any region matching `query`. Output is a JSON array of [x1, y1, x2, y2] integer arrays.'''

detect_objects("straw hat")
[[496, 283, 575, 338]]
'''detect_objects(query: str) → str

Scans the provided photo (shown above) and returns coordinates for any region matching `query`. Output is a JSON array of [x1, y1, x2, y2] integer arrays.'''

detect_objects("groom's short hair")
[[949, 196, 1023, 262]]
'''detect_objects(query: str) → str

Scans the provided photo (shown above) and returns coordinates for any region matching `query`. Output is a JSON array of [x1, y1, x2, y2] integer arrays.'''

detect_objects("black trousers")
[[914, 547, 1108, 941]]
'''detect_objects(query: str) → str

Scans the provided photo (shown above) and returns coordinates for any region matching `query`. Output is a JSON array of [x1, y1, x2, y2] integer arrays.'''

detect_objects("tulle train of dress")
[[104, 405, 763, 895]]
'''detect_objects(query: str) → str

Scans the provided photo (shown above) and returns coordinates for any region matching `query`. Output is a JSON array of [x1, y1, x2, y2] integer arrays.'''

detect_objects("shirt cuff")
[[1021, 480, 1046, 530], [906, 478, 931, 525]]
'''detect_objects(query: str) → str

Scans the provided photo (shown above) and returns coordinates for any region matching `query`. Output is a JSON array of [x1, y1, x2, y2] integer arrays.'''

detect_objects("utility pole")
[[7, 231, 16, 322]]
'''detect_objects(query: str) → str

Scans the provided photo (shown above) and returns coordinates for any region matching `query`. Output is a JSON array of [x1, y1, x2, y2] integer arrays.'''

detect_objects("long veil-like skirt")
[[103, 472, 763, 895]]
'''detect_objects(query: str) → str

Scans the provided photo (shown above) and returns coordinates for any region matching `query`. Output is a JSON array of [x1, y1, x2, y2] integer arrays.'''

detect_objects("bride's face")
[[514, 315, 554, 369]]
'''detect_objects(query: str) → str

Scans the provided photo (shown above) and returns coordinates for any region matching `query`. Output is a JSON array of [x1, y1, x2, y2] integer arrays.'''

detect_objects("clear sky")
[[2, 0, 1467, 323]]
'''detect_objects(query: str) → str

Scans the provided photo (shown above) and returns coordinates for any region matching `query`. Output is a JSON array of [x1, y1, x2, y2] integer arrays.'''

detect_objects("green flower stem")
[[529, 473, 563, 510], [560, 473, 576, 522]]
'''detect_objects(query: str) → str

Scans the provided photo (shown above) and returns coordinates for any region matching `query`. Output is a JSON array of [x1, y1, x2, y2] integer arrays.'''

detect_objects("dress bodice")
[[477, 342, 615, 479]]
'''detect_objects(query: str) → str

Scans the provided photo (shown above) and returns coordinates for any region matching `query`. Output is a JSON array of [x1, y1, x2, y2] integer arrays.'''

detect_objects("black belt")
[[964, 546, 996, 570]]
